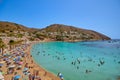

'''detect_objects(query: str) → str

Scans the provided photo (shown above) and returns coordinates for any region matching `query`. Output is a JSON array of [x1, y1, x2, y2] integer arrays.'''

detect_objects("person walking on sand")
[[57, 72, 64, 80]]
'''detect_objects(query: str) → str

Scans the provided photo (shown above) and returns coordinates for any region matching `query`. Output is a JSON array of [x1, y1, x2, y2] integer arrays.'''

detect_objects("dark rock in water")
[[118, 61, 120, 64], [88, 58, 92, 62], [89, 70, 92, 73], [57, 57, 60, 60], [55, 56, 57, 58], [71, 61, 76, 65], [63, 58, 66, 60], [85, 69, 92, 73], [77, 66, 79, 69], [86, 70, 89, 73], [98, 64, 100, 67], [114, 59, 116, 62], [78, 60, 80, 64], [71, 62, 74, 65], [117, 76, 120, 80], [108, 41, 111, 43]]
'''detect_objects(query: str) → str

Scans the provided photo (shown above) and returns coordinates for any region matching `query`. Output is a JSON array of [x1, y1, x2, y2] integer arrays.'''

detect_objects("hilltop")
[[0, 21, 38, 32], [0, 21, 40, 41], [0, 21, 111, 42], [40, 24, 111, 41]]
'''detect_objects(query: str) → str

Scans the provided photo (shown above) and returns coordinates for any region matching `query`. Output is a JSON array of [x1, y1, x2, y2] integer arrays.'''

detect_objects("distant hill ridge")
[[0, 21, 111, 41], [41, 24, 111, 41], [0, 21, 38, 32]]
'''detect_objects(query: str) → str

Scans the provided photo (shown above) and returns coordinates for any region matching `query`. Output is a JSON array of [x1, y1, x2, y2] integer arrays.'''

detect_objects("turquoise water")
[[31, 40, 120, 80]]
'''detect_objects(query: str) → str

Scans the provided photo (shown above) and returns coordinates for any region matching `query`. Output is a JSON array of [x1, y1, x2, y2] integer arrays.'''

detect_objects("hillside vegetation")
[[0, 21, 111, 42], [40, 24, 110, 41]]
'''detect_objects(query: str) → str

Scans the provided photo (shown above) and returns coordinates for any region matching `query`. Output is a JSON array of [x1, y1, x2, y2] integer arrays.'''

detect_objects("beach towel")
[[0, 72, 4, 80]]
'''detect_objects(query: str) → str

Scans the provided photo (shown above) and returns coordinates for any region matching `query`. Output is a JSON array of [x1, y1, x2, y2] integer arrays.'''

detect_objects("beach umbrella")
[[3, 58, 8, 61], [15, 61, 19, 64], [14, 75, 21, 79], [0, 61, 4, 67], [0, 64, 3, 67]]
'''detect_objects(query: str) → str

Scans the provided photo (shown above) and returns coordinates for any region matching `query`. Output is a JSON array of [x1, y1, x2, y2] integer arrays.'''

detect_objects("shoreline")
[[1, 39, 113, 80], [29, 41, 60, 80], [46, 38, 111, 43], [0, 40, 60, 80], [1, 39, 119, 80]]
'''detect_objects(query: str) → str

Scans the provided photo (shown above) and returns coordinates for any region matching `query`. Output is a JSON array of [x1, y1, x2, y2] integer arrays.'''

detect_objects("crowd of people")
[[0, 43, 42, 80], [0, 42, 64, 80]]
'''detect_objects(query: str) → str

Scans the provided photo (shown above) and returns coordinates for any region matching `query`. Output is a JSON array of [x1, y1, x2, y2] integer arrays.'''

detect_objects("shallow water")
[[31, 40, 120, 80]]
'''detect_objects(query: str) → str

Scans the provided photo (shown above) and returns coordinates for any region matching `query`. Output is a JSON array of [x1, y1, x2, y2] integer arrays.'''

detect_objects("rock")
[[118, 61, 120, 64], [117, 76, 120, 80], [98, 64, 100, 67], [85, 69, 92, 73], [77, 66, 79, 69]]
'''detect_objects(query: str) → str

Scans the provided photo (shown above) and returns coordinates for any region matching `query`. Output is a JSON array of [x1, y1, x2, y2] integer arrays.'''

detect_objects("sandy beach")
[[0, 41, 60, 80]]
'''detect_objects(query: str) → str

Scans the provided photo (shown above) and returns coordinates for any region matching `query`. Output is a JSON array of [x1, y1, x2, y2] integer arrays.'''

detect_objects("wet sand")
[[27, 42, 60, 80]]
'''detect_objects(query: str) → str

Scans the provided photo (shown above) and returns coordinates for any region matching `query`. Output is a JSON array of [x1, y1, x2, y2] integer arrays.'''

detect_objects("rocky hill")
[[0, 21, 38, 32], [40, 24, 111, 41], [0, 21, 39, 41], [0, 21, 111, 42]]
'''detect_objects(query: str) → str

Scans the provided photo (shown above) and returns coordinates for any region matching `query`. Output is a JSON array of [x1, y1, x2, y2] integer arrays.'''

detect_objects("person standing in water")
[[57, 72, 64, 80]]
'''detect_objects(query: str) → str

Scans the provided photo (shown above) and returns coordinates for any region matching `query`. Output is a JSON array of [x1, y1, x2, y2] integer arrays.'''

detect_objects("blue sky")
[[0, 0, 120, 39]]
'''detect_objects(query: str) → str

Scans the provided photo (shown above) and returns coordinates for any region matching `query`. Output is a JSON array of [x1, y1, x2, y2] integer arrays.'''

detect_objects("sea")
[[31, 39, 120, 80]]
